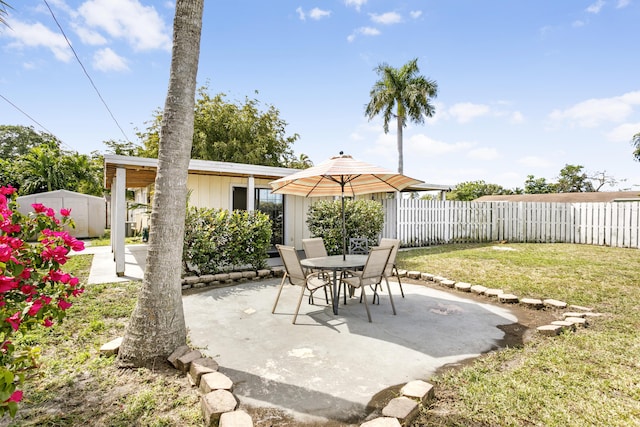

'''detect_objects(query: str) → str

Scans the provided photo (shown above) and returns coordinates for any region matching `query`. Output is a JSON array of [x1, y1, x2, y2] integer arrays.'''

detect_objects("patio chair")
[[302, 237, 328, 259], [370, 238, 404, 304], [341, 246, 395, 322], [272, 245, 333, 324], [348, 237, 369, 255]]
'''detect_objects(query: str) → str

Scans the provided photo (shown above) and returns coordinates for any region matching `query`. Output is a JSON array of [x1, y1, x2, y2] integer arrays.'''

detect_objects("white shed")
[[17, 190, 106, 238]]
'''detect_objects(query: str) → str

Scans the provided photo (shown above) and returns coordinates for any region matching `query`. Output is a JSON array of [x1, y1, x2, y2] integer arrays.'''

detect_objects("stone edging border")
[[98, 265, 604, 426]]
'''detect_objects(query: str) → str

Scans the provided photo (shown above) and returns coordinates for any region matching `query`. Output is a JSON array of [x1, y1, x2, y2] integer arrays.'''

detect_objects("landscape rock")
[[167, 345, 191, 369], [99, 337, 122, 356], [407, 271, 422, 279], [484, 288, 503, 297], [564, 317, 588, 327], [543, 299, 568, 309], [382, 396, 419, 425], [188, 357, 219, 387], [175, 349, 202, 372], [219, 410, 254, 427], [537, 324, 563, 336], [562, 312, 586, 318], [470, 284, 487, 295], [200, 371, 234, 393], [201, 390, 237, 427], [420, 273, 435, 281], [360, 417, 402, 427], [440, 279, 456, 288], [454, 282, 472, 292], [498, 293, 519, 304], [400, 380, 435, 404], [520, 298, 544, 309]]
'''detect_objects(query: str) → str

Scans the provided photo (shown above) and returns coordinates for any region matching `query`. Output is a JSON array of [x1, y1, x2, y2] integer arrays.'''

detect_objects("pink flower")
[[0, 244, 12, 262], [43, 318, 54, 327], [58, 273, 71, 284], [32, 203, 46, 213], [45, 208, 55, 218], [60, 208, 71, 217], [6, 312, 21, 331], [5, 390, 23, 403], [71, 288, 84, 297], [20, 284, 36, 295], [57, 299, 72, 310], [0, 276, 19, 293], [28, 299, 43, 316], [0, 186, 16, 196], [41, 246, 69, 264], [69, 277, 79, 286]]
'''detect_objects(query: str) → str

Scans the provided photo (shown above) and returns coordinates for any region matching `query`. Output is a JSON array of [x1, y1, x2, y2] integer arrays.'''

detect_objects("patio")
[[85, 244, 519, 424], [182, 278, 517, 424]]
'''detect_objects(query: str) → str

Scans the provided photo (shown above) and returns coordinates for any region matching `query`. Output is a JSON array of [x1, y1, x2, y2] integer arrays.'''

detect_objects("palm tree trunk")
[[117, 0, 204, 368], [396, 115, 404, 175]]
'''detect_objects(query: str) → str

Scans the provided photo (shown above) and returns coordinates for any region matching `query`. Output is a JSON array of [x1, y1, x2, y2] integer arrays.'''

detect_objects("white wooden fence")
[[381, 199, 640, 249]]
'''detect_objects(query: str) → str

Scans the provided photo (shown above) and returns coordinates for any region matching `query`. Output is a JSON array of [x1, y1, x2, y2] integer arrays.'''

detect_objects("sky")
[[1, 0, 640, 191]]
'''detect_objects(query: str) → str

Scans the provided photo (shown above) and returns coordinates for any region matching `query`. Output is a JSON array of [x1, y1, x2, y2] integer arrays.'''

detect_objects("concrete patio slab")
[[182, 279, 517, 424]]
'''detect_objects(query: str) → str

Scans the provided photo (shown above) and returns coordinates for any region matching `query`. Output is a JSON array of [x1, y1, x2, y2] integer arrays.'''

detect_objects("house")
[[474, 191, 640, 203], [104, 154, 449, 277], [16, 189, 106, 238]]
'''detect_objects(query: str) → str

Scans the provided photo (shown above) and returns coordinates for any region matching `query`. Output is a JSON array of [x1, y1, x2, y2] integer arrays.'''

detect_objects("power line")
[[42, 0, 131, 143], [0, 92, 76, 152]]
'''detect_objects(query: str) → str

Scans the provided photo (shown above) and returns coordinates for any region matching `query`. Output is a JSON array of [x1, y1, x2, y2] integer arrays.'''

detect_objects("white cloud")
[[449, 102, 491, 123], [93, 47, 129, 72], [606, 122, 640, 142], [586, 0, 605, 14], [73, 24, 108, 45], [4, 19, 73, 62], [549, 91, 640, 128], [511, 111, 524, 124], [347, 26, 380, 42], [617, 0, 631, 8], [296, 7, 305, 20], [410, 10, 423, 19], [572, 20, 586, 27], [370, 12, 402, 25], [407, 134, 474, 155], [345, 0, 367, 12], [309, 8, 331, 20], [78, 0, 171, 51], [518, 156, 553, 168], [468, 147, 500, 160]]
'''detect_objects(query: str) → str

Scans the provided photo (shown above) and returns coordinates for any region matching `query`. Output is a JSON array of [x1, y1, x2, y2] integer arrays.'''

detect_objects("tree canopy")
[[446, 180, 518, 201], [133, 86, 309, 168], [0, 125, 103, 196]]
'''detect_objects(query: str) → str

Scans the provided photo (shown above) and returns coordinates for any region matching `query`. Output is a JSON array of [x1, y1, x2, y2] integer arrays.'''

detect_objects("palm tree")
[[0, 1, 11, 27], [365, 58, 438, 174], [117, 0, 204, 368], [633, 132, 640, 161]]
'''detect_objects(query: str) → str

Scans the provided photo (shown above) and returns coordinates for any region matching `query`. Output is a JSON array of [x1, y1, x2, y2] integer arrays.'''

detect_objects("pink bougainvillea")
[[0, 187, 85, 417]]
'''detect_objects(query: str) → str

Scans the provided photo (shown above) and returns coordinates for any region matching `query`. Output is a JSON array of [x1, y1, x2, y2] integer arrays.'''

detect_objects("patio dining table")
[[300, 254, 368, 315]]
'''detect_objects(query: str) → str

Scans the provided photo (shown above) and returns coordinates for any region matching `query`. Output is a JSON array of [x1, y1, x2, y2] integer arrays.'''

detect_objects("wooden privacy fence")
[[381, 199, 640, 249]]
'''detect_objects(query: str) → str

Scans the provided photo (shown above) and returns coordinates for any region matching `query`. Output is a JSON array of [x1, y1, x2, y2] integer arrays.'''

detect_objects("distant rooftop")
[[475, 191, 640, 203]]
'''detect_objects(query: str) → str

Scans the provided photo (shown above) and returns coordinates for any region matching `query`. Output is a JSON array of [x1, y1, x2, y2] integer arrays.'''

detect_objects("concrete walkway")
[[84, 244, 518, 425]]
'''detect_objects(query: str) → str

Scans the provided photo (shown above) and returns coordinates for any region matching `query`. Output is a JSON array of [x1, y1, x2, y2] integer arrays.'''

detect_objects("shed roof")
[[474, 191, 640, 203]]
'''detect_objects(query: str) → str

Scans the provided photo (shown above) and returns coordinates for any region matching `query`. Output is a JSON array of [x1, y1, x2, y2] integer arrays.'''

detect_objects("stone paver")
[[360, 417, 402, 427], [484, 288, 503, 297], [470, 284, 487, 295], [537, 324, 563, 336], [520, 298, 544, 309], [201, 390, 237, 427], [188, 357, 219, 387], [564, 317, 588, 327], [200, 371, 234, 393], [167, 345, 191, 369], [544, 299, 568, 309], [176, 349, 202, 372], [498, 293, 519, 304], [382, 396, 419, 425], [219, 410, 254, 427], [401, 380, 435, 404], [99, 336, 122, 356], [454, 282, 472, 292]]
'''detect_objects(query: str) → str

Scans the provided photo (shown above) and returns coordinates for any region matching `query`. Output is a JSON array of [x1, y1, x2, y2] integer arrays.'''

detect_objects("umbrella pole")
[[342, 185, 346, 260]]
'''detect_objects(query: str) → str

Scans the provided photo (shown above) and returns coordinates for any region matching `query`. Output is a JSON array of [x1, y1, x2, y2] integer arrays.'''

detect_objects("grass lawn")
[[2, 243, 638, 426], [398, 243, 640, 427]]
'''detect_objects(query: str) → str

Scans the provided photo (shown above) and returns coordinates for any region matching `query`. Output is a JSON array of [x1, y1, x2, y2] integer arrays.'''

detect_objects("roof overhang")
[[103, 155, 302, 190]]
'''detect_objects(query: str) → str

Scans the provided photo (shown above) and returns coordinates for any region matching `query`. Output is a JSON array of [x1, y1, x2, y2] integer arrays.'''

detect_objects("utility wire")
[[42, 0, 131, 143], [0, 92, 76, 152]]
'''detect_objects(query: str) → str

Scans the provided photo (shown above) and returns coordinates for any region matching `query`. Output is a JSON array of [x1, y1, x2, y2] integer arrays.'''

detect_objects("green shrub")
[[306, 199, 384, 255], [183, 207, 271, 274]]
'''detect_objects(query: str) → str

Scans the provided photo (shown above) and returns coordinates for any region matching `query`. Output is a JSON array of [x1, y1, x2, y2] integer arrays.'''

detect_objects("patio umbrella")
[[270, 152, 423, 259]]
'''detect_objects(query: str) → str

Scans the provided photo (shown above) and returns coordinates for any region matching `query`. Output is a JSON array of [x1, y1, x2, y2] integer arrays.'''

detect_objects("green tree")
[[365, 58, 438, 174], [137, 87, 307, 168], [17, 143, 66, 194], [633, 131, 640, 161], [0, 125, 59, 159], [118, 0, 204, 368], [447, 180, 512, 201], [524, 175, 557, 194], [556, 164, 594, 192]]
